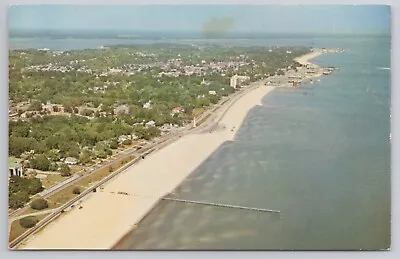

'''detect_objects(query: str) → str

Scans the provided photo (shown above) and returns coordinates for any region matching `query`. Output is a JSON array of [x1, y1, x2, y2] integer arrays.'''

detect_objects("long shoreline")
[[18, 50, 329, 250]]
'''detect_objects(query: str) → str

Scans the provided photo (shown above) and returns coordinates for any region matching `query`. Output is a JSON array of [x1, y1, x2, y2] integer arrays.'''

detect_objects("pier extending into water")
[[162, 197, 281, 214]]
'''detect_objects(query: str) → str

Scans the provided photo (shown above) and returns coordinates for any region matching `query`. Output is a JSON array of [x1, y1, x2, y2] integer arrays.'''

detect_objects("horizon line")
[[9, 28, 391, 35]]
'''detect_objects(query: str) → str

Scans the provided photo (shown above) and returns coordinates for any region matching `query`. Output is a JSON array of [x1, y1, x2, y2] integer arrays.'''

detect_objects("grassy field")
[[41, 174, 65, 189], [47, 184, 84, 205], [9, 214, 50, 243], [79, 155, 135, 187], [46, 155, 135, 205], [16, 200, 59, 217], [70, 165, 85, 173]]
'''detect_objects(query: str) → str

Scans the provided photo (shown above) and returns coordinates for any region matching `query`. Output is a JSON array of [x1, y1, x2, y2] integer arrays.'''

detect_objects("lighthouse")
[[193, 117, 197, 128]]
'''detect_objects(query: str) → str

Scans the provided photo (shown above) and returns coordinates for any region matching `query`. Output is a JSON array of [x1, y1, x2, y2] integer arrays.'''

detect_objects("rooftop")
[[9, 157, 22, 168]]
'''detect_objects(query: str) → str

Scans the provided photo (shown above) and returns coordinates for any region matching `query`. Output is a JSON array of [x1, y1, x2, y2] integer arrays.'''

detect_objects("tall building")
[[230, 75, 250, 89]]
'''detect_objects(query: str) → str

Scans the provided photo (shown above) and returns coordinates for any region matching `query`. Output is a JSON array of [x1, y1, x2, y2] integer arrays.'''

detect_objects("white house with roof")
[[64, 157, 78, 165], [143, 101, 152, 110], [170, 106, 185, 116], [145, 120, 156, 127], [9, 157, 23, 178], [118, 134, 138, 144]]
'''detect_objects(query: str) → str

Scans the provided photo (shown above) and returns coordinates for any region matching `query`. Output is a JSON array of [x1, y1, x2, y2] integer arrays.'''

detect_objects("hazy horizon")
[[9, 5, 391, 36]]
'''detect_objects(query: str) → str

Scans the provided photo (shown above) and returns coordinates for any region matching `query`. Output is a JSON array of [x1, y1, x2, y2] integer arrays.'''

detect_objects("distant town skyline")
[[9, 5, 390, 35]]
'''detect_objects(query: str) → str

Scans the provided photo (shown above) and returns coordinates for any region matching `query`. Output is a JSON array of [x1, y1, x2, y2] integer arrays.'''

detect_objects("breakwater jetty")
[[162, 197, 281, 214]]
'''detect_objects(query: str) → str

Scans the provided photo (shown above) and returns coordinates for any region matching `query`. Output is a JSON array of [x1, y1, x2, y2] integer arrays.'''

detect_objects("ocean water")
[[9, 35, 391, 250], [112, 36, 391, 250]]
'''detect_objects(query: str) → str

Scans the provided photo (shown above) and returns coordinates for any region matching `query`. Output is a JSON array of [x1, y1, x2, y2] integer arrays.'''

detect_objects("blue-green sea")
[[111, 35, 391, 250]]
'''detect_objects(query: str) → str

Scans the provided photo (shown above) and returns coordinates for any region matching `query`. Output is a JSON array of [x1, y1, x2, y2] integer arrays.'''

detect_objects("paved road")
[[9, 208, 59, 223]]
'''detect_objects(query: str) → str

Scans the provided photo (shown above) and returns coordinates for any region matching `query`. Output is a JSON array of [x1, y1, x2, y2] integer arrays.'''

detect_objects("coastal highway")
[[8, 80, 260, 224], [9, 149, 136, 218], [11, 82, 265, 249], [8, 84, 256, 248], [8, 141, 160, 219], [9, 152, 148, 249]]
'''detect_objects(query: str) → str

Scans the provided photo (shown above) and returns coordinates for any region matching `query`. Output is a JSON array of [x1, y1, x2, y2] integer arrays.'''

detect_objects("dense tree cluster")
[[9, 176, 43, 209], [9, 175, 43, 195], [9, 191, 30, 210], [19, 216, 38, 229], [30, 198, 49, 210], [30, 154, 50, 171], [59, 163, 71, 177]]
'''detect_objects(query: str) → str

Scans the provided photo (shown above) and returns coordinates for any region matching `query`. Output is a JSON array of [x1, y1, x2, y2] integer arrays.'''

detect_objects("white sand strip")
[[295, 50, 323, 66]]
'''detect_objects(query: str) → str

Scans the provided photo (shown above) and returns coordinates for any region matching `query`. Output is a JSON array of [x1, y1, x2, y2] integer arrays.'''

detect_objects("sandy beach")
[[18, 51, 324, 250], [294, 50, 323, 66]]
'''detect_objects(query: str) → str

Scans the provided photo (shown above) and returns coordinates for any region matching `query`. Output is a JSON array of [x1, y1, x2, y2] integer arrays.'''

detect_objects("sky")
[[8, 5, 391, 34]]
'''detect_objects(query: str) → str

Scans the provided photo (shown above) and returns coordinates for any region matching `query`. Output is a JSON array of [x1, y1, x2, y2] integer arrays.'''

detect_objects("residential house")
[[42, 101, 53, 113], [114, 104, 130, 115], [9, 157, 24, 178], [170, 106, 185, 116], [145, 120, 156, 127], [201, 78, 211, 86], [143, 101, 152, 110], [42, 101, 64, 113], [289, 80, 301, 87], [64, 157, 78, 165], [109, 68, 123, 74], [118, 134, 138, 144]]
